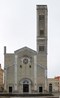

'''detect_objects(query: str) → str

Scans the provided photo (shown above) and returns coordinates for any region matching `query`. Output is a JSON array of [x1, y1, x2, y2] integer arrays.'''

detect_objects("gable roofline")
[[14, 46, 37, 55], [37, 64, 47, 69]]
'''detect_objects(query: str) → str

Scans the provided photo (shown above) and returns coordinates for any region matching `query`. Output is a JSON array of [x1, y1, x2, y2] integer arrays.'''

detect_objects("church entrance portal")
[[20, 79, 31, 93], [23, 84, 29, 92]]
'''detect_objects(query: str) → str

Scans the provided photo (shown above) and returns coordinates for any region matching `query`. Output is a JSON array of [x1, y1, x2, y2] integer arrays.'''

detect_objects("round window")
[[23, 58, 28, 64]]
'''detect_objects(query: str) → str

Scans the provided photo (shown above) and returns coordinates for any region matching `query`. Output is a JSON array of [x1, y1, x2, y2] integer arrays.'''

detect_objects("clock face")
[[23, 58, 28, 64]]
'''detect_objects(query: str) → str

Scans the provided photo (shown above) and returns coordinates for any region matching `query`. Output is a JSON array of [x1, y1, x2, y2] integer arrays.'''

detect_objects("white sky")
[[0, 0, 60, 78]]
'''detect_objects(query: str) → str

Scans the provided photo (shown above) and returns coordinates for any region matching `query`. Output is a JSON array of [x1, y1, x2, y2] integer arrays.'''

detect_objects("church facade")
[[4, 5, 48, 93]]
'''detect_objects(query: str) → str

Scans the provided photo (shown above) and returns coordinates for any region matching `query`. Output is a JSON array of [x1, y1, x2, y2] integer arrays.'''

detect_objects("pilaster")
[[14, 55, 18, 91], [34, 55, 37, 91]]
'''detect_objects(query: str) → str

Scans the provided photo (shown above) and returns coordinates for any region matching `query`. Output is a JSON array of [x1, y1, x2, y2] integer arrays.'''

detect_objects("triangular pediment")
[[14, 46, 37, 55]]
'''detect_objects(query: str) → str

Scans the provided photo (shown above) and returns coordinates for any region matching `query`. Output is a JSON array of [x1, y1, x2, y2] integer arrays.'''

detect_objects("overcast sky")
[[0, 0, 60, 78]]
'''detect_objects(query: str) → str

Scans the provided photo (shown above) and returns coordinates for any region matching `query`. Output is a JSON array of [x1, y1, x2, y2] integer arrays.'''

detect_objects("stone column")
[[34, 55, 37, 91], [14, 55, 18, 91]]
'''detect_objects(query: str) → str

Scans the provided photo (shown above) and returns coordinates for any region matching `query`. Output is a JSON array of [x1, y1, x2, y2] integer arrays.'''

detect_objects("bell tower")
[[37, 5, 47, 68]]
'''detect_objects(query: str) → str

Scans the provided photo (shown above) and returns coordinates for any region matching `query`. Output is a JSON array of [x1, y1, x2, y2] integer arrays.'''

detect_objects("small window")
[[29, 65, 31, 68], [39, 15, 44, 20], [40, 30, 44, 37], [20, 65, 22, 68], [39, 46, 44, 51]]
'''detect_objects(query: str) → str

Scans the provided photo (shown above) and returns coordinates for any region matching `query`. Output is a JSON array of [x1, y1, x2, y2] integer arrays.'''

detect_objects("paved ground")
[[0, 96, 59, 98]]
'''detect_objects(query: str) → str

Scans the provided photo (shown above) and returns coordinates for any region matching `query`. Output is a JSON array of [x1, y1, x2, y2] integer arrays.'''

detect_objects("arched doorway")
[[20, 78, 32, 93], [9, 86, 12, 93], [39, 86, 43, 93]]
